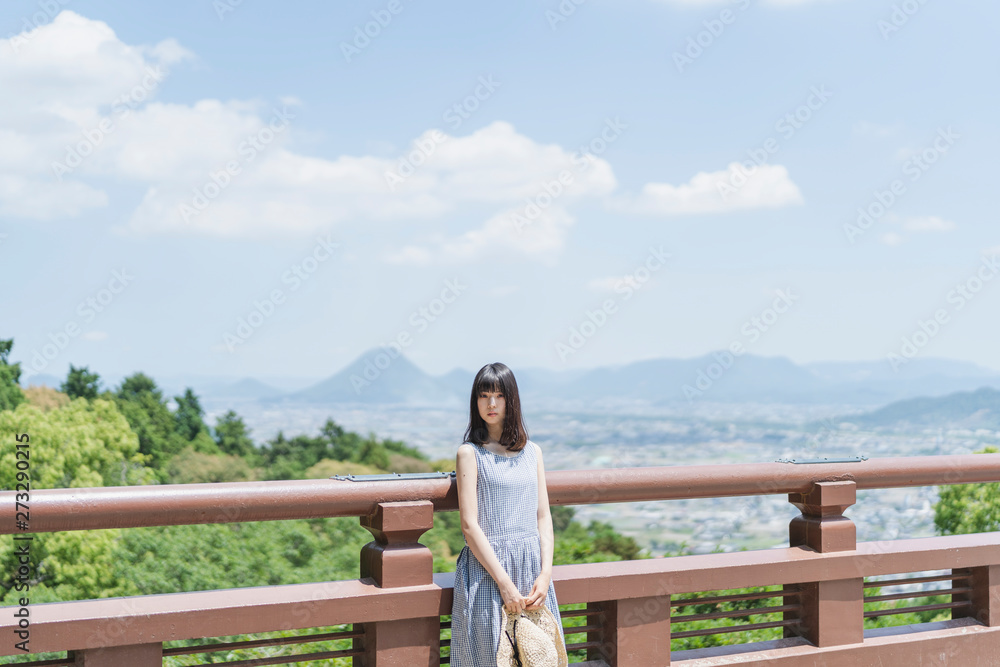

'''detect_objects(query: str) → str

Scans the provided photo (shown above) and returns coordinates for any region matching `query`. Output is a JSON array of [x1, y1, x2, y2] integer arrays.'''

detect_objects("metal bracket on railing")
[[330, 471, 456, 481], [775, 456, 869, 464]]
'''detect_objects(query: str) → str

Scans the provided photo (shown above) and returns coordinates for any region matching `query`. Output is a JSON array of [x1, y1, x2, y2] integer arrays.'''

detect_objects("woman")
[[450, 362, 565, 666]]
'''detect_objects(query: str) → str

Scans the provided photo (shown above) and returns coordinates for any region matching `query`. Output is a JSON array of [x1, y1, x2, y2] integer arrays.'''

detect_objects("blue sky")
[[2, 0, 998, 385]]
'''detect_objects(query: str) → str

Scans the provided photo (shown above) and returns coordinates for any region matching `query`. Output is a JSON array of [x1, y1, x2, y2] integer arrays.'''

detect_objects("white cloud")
[[82, 330, 108, 341], [852, 121, 901, 139], [118, 118, 618, 243], [621, 162, 803, 216], [880, 214, 956, 246], [0, 174, 107, 219], [984, 245, 1000, 257], [384, 206, 578, 266], [880, 232, 905, 246], [0, 11, 191, 221], [0, 9, 806, 263], [898, 215, 955, 232]]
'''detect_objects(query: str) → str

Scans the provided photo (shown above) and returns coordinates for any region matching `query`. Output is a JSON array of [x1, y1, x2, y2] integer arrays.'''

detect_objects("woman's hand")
[[523, 572, 550, 610], [498, 576, 527, 614]]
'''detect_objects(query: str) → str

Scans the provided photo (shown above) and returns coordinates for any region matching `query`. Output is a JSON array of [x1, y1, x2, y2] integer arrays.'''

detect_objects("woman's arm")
[[456, 444, 526, 613], [525, 442, 554, 610]]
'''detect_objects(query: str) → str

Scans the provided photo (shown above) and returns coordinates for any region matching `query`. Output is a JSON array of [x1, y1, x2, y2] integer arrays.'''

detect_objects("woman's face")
[[477, 387, 505, 432]]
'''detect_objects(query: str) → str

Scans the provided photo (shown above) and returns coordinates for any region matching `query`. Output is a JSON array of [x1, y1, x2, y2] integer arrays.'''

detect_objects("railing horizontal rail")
[[672, 588, 799, 607], [4, 454, 1000, 534], [671, 604, 800, 623], [864, 587, 970, 603], [671, 619, 797, 639], [184, 648, 363, 666], [863, 601, 969, 618], [862, 572, 967, 588], [4, 532, 998, 657], [563, 623, 602, 634], [161, 628, 361, 656]]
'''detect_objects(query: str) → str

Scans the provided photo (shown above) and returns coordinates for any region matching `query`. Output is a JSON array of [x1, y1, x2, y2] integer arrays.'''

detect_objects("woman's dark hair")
[[463, 362, 528, 452]]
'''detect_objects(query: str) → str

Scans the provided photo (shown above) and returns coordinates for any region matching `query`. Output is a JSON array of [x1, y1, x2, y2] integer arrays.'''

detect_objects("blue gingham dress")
[[450, 440, 564, 666]]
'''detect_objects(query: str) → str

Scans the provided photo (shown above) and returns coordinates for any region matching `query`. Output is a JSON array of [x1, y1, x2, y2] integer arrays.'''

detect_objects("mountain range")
[[267, 349, 1000, 409], [841, 386, 1000, 430], [22, 349, 1000, 411]]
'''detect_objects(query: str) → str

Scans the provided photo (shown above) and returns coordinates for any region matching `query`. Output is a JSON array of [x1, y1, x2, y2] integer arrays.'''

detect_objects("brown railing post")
[[355, 500, 438, 666], [954, 565, 1000, 626], [783, 480, 863, 647], [69, 643, 162, 665], [588, 597, 672, 666]]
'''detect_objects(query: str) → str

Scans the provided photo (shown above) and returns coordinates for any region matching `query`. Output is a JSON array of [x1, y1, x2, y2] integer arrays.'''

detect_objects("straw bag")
[[496, 606, 568, 667]]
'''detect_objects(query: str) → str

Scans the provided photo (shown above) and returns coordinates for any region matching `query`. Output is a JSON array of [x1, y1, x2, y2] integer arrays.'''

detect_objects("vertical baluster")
[[354, 501, 438, 666], [953, 565, 999, 627], [589, 596, 672, 666], [783, 480, 863, 647]]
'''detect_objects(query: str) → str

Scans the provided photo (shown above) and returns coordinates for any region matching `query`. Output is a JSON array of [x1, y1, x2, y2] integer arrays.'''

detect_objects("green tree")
[[214, 410, 256, 459], [174, 387, 207, 440], [551, 505, 575, 533], [356, 434, 390, 470], [934, 446, 1000, 535], [172, 387, 218, 455], [329, 429, 364, 462], [114, 373, 187, 477], [166, 447, 255, 483], [61, 364, 101, 400], [255, 419, 427, 480], [0, 398, 155, 605], [110, 517, 371, 597], [0, 338, 25, 412]]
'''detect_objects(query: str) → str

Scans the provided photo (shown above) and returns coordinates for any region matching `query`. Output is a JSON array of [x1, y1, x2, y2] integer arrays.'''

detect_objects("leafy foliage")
[[934, 446, 1000, 535], [255, 418, 428, 480], [113, 373, 189, 477], [0, 398, 155, 605], [214, 410, 256, 458], [1, 363, 666, 667], [166, 447, 256, 483], [0, 338, 25, 412], [61, 364, 101, 400], [23, 386, 70, 412]]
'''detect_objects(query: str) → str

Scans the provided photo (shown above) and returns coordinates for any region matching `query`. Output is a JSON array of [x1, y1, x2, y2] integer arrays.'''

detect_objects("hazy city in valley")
[[84, 348, 998, 559]]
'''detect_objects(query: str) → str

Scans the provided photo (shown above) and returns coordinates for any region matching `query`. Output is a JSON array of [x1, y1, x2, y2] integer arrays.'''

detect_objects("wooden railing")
[[2, 454, 1000, 665]]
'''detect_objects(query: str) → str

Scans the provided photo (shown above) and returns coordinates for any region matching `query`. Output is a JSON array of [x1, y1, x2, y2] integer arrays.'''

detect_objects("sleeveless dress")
[[450, 440, 564, 667]]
